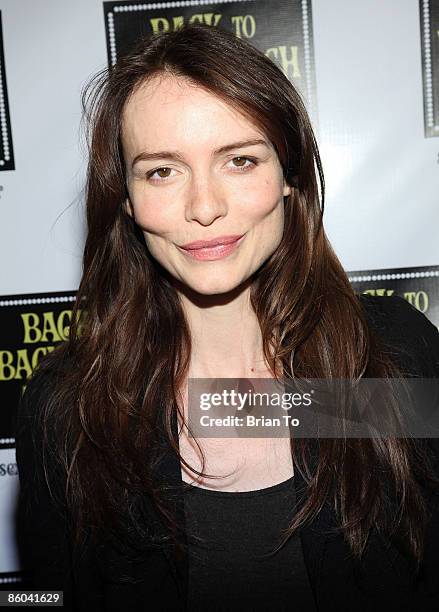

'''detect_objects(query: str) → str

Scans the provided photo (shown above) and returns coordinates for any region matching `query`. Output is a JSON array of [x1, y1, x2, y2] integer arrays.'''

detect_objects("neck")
[[175, 279, 273, 379]]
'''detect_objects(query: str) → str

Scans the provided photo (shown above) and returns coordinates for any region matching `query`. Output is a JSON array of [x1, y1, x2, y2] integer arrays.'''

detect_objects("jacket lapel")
[[148, 405, 189, 605], [291, 437, 328, 604]]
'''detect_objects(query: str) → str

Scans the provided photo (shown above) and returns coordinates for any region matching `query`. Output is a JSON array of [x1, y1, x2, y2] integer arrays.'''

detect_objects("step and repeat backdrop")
[[0, 0, 438, 587]]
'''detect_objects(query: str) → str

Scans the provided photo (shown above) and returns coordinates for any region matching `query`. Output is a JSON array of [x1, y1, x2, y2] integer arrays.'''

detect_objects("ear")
[[124, 197, 134, 218], [283, 179, 292, 198]]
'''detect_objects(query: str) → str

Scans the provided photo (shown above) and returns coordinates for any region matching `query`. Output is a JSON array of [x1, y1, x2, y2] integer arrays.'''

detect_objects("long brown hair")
[[32, 23, 438, 575]]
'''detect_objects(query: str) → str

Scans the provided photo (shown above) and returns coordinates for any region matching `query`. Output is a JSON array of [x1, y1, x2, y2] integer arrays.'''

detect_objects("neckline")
[[183, 473, 295, 498]]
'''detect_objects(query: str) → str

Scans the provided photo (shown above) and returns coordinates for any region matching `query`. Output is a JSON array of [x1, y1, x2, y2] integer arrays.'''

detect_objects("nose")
[[185, 171, 228, 226]]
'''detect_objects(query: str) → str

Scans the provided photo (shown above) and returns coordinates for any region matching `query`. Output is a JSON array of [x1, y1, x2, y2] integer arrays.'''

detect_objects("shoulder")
[[15, 346, 73, 486], [356, 293, 439, 377], [357, 295, 439, 492], [357, 293, 438, 337]]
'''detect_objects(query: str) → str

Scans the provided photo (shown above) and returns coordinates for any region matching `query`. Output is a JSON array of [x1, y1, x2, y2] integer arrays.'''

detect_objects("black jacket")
[[14, 295, 439, 611]]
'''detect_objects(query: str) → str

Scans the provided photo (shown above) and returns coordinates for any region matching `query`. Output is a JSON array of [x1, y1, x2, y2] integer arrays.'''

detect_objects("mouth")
[[180, 234, 244, 250], [177, 234, 245, 261]]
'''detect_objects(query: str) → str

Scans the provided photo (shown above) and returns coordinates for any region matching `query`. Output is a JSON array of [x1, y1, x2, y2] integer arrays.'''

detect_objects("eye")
[[146, 167, 176, 182], [229, 156, 258, 171]]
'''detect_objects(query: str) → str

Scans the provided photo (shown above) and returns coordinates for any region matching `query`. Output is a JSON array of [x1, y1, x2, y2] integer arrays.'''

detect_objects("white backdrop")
[[1, 0, 437, 299]]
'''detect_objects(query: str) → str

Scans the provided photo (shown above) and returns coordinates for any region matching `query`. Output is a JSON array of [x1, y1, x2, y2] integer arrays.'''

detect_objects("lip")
[[180, 235, 244, 250], [177, 234, 245, 261]]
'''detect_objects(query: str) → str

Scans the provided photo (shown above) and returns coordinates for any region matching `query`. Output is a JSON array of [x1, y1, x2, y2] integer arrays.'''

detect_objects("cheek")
[[240, 177, 284, 222], [245, 178, 285, 253], [130, 195, 175, 235]]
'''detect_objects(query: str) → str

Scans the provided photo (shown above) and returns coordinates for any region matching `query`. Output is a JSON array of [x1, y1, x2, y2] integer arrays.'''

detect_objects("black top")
[[184, 474, 317, 610]]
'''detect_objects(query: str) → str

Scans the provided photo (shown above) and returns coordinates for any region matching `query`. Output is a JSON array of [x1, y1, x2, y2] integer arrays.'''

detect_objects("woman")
[[15, 23, 439, 611]]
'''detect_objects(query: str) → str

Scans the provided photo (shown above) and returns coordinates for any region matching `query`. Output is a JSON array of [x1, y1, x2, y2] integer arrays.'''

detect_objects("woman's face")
[[121, 73, 292, 296]]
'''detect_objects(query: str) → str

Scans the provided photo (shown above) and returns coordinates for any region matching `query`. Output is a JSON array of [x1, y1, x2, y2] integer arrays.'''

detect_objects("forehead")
[[120, 73, 265, 154]]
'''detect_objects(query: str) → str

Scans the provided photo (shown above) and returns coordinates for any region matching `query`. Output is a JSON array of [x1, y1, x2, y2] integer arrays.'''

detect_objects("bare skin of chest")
[[178, 379, 294, 492]]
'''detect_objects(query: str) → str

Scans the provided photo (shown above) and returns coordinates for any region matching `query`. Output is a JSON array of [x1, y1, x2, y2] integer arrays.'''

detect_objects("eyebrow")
[[130, 138, 269, 169]]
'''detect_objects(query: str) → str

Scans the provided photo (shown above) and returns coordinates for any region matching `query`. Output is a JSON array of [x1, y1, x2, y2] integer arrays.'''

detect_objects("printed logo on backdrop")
[[420, 0, 439, 137], [0, 291, 77, 449], [0, 12, 14, 170], [103, 0, 317, 124], [347, 265, 439, 328]]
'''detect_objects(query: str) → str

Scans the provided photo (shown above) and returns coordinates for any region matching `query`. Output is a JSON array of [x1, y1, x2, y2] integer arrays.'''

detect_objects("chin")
[[192, 280, 240, 296], [182, 273, 246, 297]]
